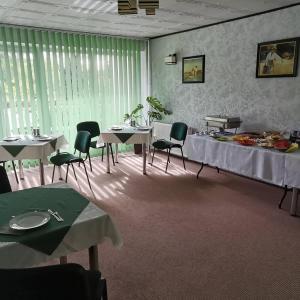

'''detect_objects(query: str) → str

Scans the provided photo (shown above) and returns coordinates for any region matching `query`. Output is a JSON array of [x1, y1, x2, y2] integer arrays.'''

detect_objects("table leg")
[[143, 143, 147, 175], [39, 159, 45, 185], [106, 143, 110, 173], [60, 256, 67, 264], [115, 144, 119, 163], [148, 144, 152, 164], [18, 160, 24, 180], [57, 150, 63, 180], [290, 188, 298, 216], [88, 245, 99, 271]]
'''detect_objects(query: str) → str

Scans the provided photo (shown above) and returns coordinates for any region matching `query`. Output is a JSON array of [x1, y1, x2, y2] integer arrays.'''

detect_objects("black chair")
[[152, 122, 188, 172], [0, 165, 12, 194], [77, 121, 115, 172], [50, 131, 92, 189], [0, 160, 18, 183], [0, 263, 107, 300]]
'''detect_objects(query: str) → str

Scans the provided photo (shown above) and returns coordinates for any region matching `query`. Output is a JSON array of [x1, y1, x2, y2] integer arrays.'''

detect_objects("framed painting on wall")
[[182, 55, 205, 83], [256, 37, 299, 78]]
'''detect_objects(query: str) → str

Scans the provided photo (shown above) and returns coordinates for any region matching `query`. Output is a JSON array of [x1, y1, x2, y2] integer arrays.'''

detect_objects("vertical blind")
[[0, 26, 146, 152]]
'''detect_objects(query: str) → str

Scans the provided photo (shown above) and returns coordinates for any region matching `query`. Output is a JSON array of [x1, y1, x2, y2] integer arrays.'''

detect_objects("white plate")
[[9, 211, 51, 230], [37, 135, 52, 141], [136, 127, 150, 131], [110, 127, 123, 131], [3, 136, 20, 142]]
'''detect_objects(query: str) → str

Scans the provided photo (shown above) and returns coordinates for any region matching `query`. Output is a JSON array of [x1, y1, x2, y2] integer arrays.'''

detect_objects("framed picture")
[[256, 37, 299, 78], [182, 55, 205, 83]]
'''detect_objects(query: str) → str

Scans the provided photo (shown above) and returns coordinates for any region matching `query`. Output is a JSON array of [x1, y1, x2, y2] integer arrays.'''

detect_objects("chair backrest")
[[74, 131, 91, 154], [0, 263, 105, 300], [170, 122, 188, 142], [0, 165, 12, 194], [77, 121, 100, 139]]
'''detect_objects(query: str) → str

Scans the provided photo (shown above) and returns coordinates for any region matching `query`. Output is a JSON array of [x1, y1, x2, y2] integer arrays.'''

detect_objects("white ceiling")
[[0, 0, 298, 38]]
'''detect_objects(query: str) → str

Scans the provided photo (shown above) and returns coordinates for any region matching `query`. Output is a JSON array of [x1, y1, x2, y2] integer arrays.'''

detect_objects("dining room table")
[[0, 183, 122, 270], [186, 134, 300, 216], [100, 126, 152, 175], [0, 134, 68, 185]]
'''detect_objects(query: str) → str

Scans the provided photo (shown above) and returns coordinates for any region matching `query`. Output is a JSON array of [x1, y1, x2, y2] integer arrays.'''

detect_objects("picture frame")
[[182, 55, 205, 83], [256, 37, 299, 78]]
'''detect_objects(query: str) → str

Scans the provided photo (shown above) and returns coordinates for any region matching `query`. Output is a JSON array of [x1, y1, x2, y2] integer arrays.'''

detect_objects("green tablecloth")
[[0, 188, 88, 255]]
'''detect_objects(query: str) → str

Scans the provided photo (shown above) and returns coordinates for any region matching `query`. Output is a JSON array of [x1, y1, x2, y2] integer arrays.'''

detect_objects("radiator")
[[152, 121, 191, 157]]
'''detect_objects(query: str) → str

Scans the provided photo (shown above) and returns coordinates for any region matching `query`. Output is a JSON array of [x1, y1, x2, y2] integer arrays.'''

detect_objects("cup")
[[32, 128, 40, 137]]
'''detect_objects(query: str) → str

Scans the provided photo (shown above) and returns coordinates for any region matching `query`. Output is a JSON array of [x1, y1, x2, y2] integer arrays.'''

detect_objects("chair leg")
[[101, 278, 108, 300], [216, 167, 220, 173], [278, 185, 288, 209], [78, 152, 81, 167], [109, 144, 115, 166], [71, 163, 78, 181], [51, 165, 56, 183], [65, 164, 70, 183], [11, 161, 19, 184], [165, 149, 171, 173], [151, 147, 156, 165], [88, 154, 92, 172], [83, 162, 92, 190], [101, 147, 104, 162], [180, 147, 186, 170]]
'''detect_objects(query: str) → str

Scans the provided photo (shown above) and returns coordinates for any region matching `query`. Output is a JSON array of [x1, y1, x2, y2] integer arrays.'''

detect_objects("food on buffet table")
[[286, 143, 299, 153], [273, 140, 290, 151], [257, 142, 274, 148], [233, 135, 249, 142], [237, 139, 256, 146], [216, 136, 231, 142]]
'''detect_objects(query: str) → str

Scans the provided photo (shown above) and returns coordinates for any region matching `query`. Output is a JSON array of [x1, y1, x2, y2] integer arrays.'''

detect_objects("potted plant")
[[124, 103, 144, 127], [124, 98, 171, 154], [146, 96, 172, 125], [124, 104, 144, 154]]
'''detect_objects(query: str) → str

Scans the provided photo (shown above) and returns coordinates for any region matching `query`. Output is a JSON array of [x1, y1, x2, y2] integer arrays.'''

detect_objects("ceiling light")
[[118, 0, 159, 15]]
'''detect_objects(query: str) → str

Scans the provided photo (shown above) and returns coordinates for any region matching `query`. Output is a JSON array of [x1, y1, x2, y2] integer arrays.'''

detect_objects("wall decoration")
[[182, 55, 205, 83], [256, 38, 299, 78]]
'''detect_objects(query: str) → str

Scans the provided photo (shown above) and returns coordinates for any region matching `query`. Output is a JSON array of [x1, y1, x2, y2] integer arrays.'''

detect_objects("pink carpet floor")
[[8, 152, 300, 299]]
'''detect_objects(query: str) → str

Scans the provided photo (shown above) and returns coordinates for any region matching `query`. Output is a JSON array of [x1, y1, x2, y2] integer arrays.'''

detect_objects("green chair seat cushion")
[[90, 140, 105, 149], [50, 153, 83, 166], [152, 139, 182, 150]]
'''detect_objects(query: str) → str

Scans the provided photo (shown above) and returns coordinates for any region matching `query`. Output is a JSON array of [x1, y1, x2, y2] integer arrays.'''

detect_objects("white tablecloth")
[[0, 184, 122, 268], [100, 127, 152, 145], [0, 134, 68, 163], [186, 135, 300, 188]]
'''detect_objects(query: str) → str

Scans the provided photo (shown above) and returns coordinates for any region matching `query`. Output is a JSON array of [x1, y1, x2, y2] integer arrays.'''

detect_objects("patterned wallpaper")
[[150, 6, 300, 132]]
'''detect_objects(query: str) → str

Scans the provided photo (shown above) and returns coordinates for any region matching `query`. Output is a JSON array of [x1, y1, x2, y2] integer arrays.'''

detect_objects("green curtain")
[[0, 26, 146, 165]]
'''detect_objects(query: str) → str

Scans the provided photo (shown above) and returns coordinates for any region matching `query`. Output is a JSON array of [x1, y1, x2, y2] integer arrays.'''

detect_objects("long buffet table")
[[186, 134, 300, 215]]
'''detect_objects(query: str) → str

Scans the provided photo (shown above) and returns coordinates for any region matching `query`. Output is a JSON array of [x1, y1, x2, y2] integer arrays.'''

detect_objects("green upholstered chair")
[[0, 161, 18, 184], [152, 122, 188, 172], [0, 165, 12, 194], [0, 263, 107, 300], [76, 121, 115, 172], [50, 131, 92, 189]]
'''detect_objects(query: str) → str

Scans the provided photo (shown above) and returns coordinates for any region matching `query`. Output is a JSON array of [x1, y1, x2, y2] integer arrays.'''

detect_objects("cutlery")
[[48, 209, 64, 222]]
